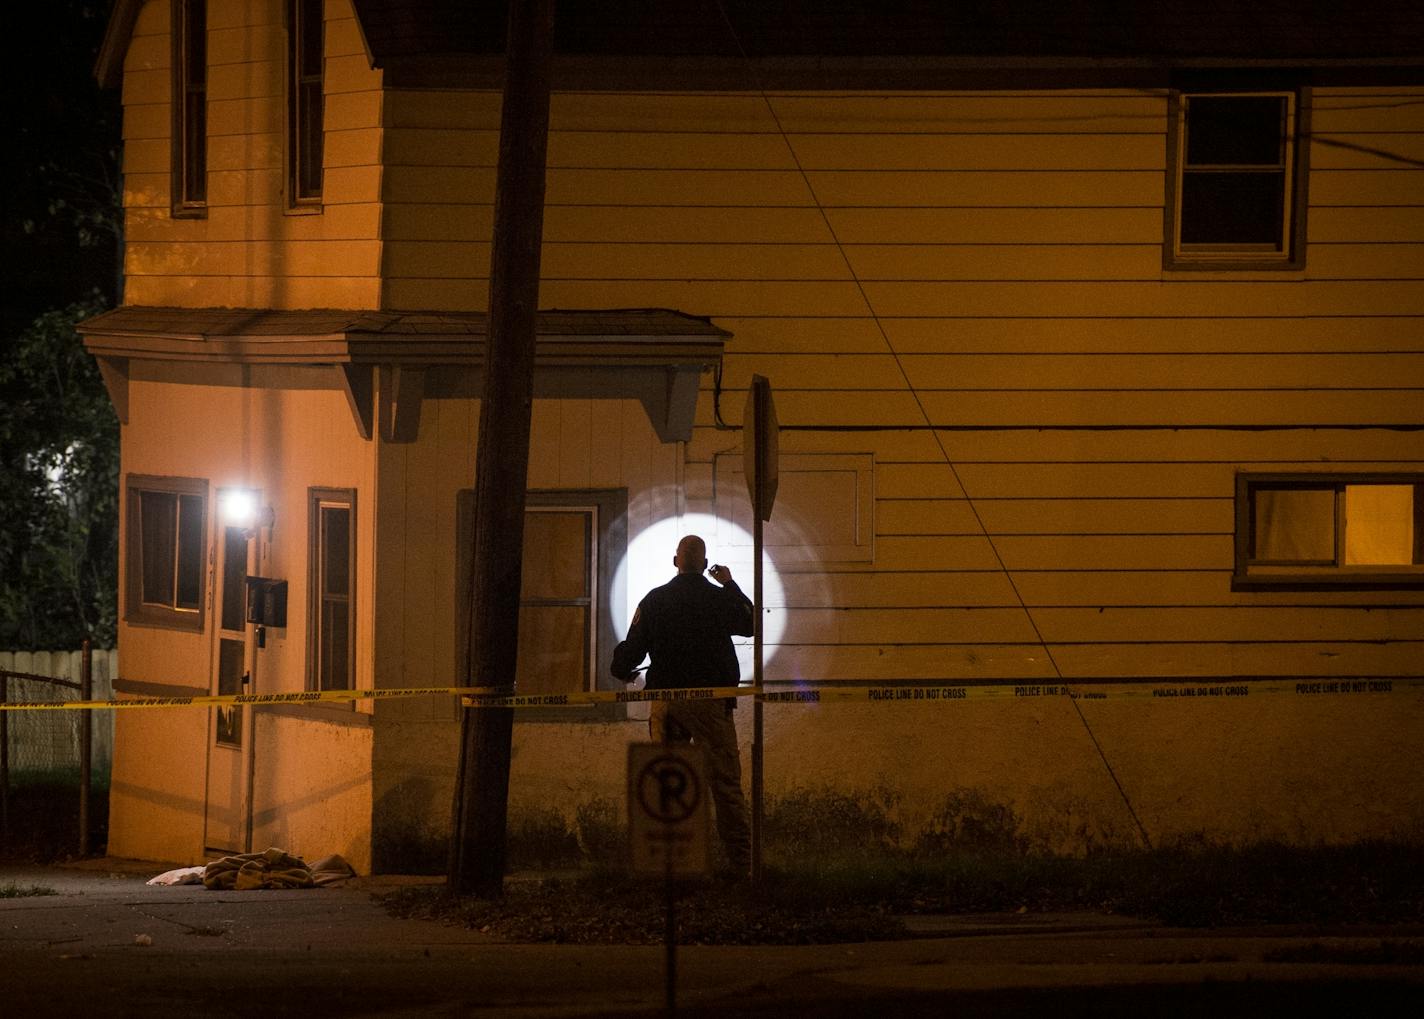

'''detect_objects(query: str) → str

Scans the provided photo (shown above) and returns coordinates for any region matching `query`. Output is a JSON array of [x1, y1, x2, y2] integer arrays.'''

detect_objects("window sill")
[[1234, 567, 1424, 591], [114, 676, 209, 699], [123, 609, 205, 633], [285, 202, 323, 217], [1165, 254, 1304, 272]]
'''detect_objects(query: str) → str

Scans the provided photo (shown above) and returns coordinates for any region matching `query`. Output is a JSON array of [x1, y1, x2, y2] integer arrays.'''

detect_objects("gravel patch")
[[380, 876, 907, 945]]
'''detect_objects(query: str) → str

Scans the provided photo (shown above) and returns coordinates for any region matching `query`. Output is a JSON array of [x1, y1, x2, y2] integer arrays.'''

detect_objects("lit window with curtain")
[[1236, 474, 1424, 588]]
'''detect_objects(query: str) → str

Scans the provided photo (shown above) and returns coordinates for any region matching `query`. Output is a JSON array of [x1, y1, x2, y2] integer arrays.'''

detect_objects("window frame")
[[1234, 472, 1424, 590], [170, 0, 208, 217], [455, 488, 628, 722], [286, 0, 325, 210], [1165, 88, 1310, 270], [308, 488, 356, 692], [124, 474, 209, 631], [518, 503, 599, 696]]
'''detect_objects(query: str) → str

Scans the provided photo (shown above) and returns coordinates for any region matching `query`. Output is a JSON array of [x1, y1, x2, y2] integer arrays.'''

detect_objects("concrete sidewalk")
[[3, 858, 1422, 1017]]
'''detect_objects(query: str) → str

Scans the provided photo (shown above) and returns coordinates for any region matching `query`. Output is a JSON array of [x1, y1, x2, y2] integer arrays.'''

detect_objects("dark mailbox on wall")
[[245, 577, 288, 628]]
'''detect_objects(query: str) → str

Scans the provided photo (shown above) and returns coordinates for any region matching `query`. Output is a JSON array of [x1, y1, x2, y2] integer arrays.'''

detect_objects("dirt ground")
[[2, 859, 1422, 1017]]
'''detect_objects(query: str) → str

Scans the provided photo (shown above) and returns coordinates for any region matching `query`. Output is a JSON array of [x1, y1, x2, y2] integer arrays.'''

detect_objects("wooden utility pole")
[[449, 0, 555, 898]]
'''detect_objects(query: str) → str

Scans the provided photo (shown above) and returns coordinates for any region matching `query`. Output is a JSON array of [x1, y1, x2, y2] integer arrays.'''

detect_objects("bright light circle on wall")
[[612, 510, 786, 672]]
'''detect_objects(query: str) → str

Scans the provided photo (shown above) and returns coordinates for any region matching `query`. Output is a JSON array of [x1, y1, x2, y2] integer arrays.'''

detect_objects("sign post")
[[742, 375, 778, 887], [629, 743, 709, 1014]]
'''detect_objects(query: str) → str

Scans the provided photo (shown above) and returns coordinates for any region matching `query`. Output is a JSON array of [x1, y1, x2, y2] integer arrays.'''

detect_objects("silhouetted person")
[[612, 534, 753, 874]]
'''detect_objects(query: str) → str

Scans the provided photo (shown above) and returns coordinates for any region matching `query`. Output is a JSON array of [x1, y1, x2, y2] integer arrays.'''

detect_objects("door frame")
[[203, 488, 260, 855]]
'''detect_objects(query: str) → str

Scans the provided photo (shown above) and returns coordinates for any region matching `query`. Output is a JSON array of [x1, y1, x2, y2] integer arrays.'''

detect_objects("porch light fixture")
[[220, 489, 274, 533]]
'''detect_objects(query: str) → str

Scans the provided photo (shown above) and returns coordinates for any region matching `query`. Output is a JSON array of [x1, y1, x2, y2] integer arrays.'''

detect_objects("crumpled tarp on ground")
[[203, 848, 315, 890], [147, 849, 358, 889]]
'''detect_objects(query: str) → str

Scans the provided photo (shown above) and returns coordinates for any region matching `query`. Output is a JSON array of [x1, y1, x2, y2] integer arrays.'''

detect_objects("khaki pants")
[[649, 699, 752, 871]]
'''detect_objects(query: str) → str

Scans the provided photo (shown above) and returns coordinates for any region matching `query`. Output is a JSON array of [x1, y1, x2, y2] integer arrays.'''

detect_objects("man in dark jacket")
[[611, 534, 754, 873]]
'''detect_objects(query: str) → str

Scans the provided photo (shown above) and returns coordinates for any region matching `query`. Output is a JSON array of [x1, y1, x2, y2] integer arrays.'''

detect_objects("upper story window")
[[1168, 91, 1307, 268], [287, 0, 325, 207], [126, 475, 208, 630], [1235, 473, 1423, 589], [171, 0, 207, 215]]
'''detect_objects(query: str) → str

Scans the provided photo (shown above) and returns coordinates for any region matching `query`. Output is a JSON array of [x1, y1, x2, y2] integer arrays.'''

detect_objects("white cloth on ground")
[[146, 865, 206, 886]]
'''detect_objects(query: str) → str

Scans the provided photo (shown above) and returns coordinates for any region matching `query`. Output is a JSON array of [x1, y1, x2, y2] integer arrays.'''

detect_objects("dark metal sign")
[[743, 374, 779, 522], [628, 744, 710, 876]]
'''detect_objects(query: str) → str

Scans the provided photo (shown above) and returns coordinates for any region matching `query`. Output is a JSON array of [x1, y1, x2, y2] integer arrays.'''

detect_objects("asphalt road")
[[3, 860, 1422, 1017]]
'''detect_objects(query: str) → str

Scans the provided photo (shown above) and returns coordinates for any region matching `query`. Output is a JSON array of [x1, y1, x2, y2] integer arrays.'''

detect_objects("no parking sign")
[[627, 743, 710, 877]]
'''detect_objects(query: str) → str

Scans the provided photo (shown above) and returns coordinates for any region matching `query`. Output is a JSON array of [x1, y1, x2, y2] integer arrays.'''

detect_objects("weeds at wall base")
[[382, 786, 1424, 932], [761, 839, 1424, 928], [383, 838, 1424, 943]]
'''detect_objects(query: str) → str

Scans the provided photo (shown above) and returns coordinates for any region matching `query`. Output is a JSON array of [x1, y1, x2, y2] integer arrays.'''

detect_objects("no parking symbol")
[[628, 744, 710, 876]]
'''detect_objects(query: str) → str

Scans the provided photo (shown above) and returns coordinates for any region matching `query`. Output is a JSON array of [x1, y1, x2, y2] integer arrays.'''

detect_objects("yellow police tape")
[[0, 685, 484, 712], [1, 676, 1418, 711], [461, 676, 1420, 709]]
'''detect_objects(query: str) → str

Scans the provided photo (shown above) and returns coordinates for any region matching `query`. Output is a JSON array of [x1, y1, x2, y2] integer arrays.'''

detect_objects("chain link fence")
[[0, 646, 117, 854]]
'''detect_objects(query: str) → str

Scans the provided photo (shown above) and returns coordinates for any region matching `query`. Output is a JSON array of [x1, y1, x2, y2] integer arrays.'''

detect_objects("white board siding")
[[374, 395, 680, 697], [575, 89, 1413, 681], [119, 0, 384, 310], [114, 66, 1419, 686]]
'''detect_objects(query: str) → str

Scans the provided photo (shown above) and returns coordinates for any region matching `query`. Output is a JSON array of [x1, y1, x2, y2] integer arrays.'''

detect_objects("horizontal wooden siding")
[[388, 85, 1423, 682]]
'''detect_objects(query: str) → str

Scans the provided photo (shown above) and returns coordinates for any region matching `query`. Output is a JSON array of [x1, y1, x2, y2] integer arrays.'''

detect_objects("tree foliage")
[[0, 297, 120, 648], [1, 1, 122, 649], [5, 1, 122, 337]]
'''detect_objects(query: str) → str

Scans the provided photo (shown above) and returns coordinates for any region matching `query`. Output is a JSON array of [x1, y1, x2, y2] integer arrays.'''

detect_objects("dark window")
[[216, 638, 244, 746], [456, 489, 628, 719], [288, 0, 325, 206], [172, 0, 207, 214], [126, 475, 207, 630], [220, 524, 248, 633], [309, 490, 354, 690], [517, 508, 596, 696], [1235, 473, 1424, 589], [1169, 91, 1305, 266], [215, 520, 249, 746]]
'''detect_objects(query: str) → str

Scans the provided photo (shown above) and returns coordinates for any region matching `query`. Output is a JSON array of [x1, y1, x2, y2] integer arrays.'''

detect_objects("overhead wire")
[[710, 2, 1159, 848]]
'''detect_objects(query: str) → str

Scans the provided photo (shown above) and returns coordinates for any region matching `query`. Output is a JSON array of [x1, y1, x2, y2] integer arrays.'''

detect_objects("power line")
[[711, 1, 1166, 849]]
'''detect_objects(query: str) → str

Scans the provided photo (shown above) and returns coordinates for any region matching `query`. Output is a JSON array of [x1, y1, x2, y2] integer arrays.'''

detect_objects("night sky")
[[3, 1, 121, 340]]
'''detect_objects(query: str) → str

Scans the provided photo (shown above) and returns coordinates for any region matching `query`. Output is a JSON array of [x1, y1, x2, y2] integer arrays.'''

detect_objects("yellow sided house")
[[83, 0, 1424, 872]]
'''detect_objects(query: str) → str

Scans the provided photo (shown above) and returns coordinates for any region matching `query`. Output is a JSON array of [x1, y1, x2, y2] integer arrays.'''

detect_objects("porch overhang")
[[79, 307, 729, 443]]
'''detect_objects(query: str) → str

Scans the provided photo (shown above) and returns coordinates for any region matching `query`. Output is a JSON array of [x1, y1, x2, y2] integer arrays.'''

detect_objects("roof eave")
[[77, 307, 730, 368], [94, 0, 143, 88]]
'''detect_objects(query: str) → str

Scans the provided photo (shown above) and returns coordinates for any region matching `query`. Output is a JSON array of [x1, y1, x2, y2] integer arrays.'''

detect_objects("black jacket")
[[611, 573, 754, 689]]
